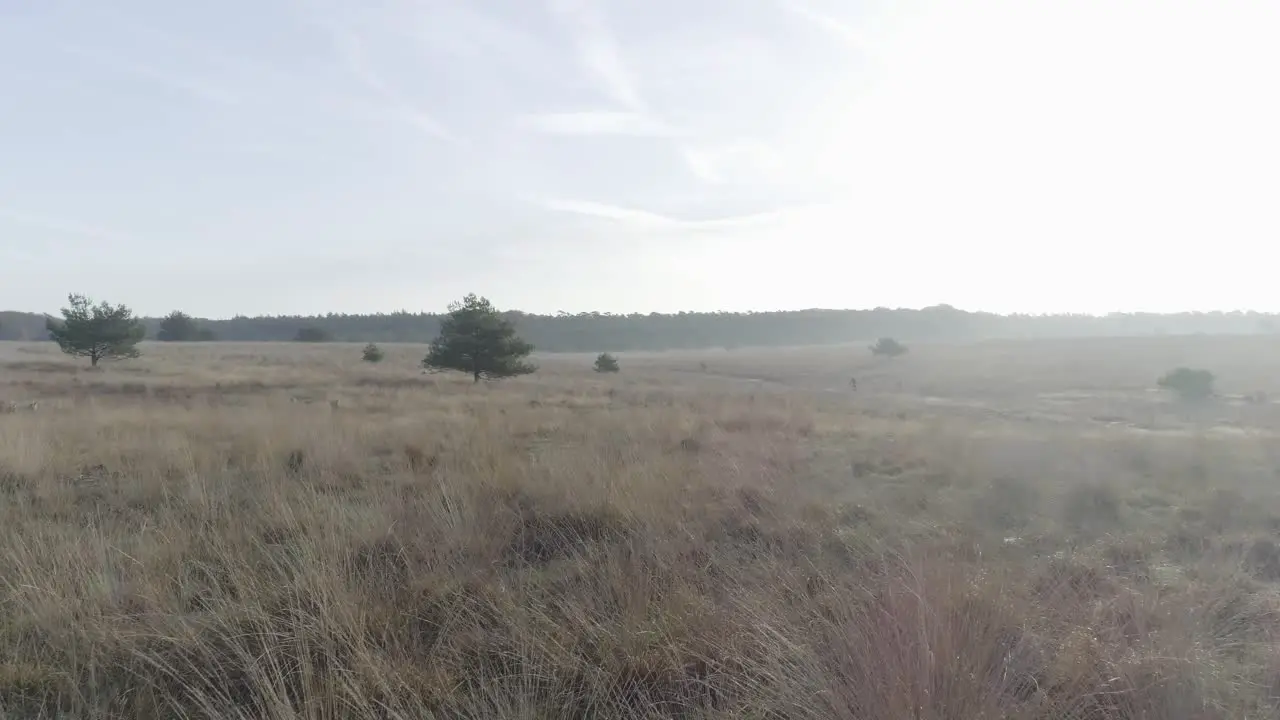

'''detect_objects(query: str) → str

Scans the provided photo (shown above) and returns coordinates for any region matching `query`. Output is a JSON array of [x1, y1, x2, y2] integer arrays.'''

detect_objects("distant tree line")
[[30, 294, 1258, 405], [3, 306, 1280, 351], [157, 311, 217, 341]]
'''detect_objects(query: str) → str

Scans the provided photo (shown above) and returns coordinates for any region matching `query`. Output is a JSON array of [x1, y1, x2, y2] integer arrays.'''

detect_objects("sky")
[[2, 0, 1278, 318]]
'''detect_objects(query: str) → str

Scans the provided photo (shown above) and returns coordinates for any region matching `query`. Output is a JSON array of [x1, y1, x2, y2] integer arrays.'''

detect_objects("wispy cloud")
[[320, 25, 457, 143], [540, 197, 788, 233], [518, 111, 684, 137], [547, 0, 646, 112], [214, 142, 300, 159], [54, 42, 241, 105], [534, 0, 785, 191], [534, 0, 699, 145], [680, 142, 788, 185], [778, 0, 884, 58], [84, 10, 453, 148]]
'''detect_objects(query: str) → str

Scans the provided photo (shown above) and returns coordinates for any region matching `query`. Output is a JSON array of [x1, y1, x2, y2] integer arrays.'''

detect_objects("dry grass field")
[[4, 336, 1280, 718]]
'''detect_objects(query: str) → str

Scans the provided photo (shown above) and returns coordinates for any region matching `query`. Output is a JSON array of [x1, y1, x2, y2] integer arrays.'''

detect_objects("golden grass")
[[3, 338, 1280, 718]]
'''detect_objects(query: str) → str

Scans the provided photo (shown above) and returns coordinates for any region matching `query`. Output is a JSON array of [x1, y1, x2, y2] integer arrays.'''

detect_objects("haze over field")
[[3, 0, 1279, 318], [8, 4, 1280, 710], [7, 333, 1280, 716]]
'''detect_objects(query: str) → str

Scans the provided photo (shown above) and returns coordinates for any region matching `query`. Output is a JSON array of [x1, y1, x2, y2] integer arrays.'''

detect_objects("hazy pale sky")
[[2, 0, 1278, 317]]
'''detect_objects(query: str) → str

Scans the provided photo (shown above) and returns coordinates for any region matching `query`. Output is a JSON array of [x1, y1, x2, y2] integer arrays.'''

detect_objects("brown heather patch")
[[2, 338, 1280, 717]]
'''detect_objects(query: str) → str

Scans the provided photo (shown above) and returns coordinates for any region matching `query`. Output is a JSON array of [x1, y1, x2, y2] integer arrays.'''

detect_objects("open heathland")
[[3, 336, 1280, 718]]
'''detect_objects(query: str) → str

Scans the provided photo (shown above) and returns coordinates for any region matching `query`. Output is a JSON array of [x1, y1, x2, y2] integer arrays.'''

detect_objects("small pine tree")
[[46, 293, 145, 367], [870, 337, 908, 357], [594, 352, 620, 373], [422, 294, 535, 382], [362, 342, 385, 363], [1157, 367, 1215, 401]]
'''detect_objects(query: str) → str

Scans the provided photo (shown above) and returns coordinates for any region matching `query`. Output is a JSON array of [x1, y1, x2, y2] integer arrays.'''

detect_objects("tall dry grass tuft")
[[1, 340, 1280, 717]]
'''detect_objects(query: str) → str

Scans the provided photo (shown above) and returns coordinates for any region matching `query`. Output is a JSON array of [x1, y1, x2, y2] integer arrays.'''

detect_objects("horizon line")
[[6, 304, 1280, 322]]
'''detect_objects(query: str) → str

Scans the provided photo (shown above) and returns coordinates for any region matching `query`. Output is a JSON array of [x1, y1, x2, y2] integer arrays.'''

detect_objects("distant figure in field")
[[849, 377, 857, 392]]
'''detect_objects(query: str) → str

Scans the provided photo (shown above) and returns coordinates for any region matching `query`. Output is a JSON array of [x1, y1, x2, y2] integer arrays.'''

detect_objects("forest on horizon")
[[2, 305, 1278, 352]]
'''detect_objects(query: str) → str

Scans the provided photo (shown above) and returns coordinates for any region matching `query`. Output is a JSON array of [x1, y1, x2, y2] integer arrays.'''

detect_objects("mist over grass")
[[3, 337, 1280, 718]]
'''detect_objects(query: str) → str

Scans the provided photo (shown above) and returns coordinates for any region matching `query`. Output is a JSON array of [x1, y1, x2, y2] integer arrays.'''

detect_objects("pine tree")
[[593, 352, 620, 373], [422, 294, 535, 382], [46, 294, 145, 367]]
